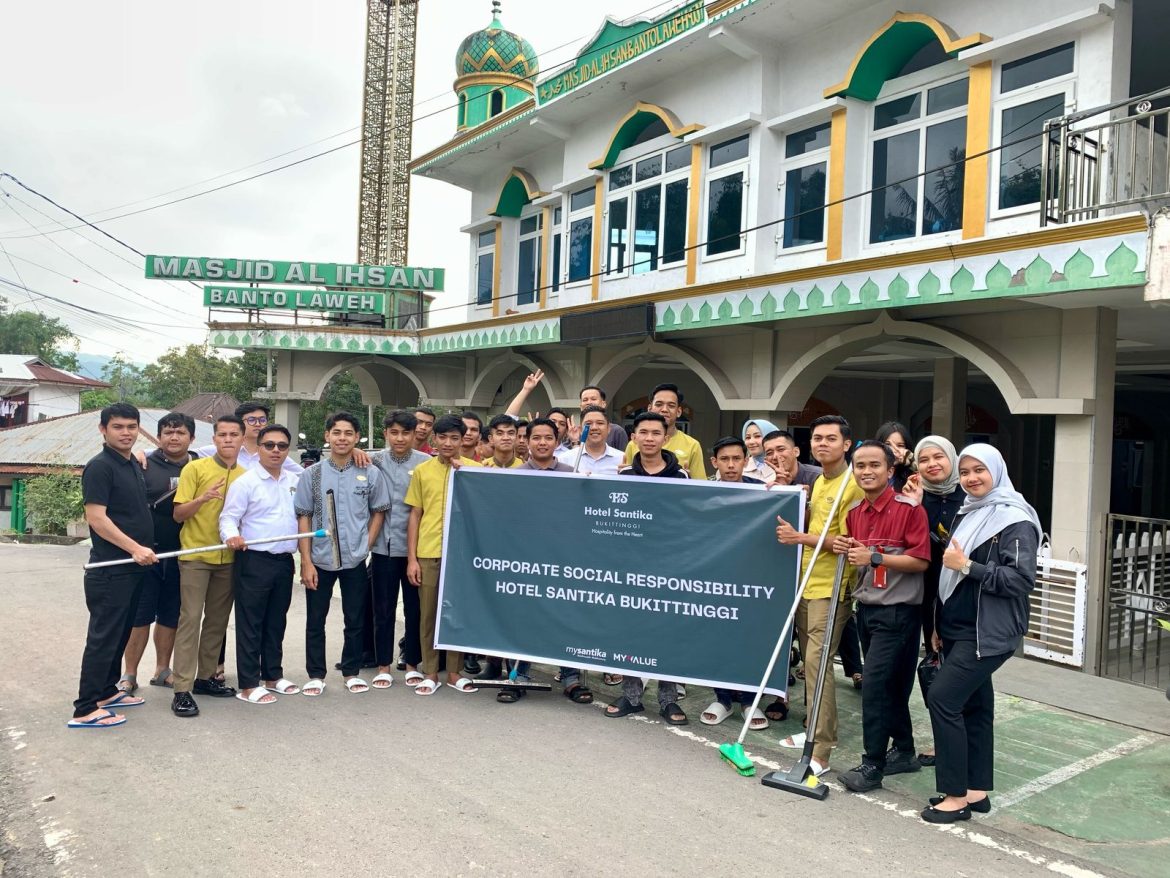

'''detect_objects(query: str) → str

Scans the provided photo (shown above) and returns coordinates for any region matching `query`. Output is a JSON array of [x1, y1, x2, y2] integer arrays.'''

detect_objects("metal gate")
[[1100, 515, 1170, 688]]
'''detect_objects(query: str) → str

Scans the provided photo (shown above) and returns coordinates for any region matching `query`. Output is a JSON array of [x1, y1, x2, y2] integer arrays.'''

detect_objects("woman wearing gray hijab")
[[921, 443, 1041, 824]]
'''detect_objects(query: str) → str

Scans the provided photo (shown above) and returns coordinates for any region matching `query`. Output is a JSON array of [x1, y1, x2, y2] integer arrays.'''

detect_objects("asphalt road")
[[0, 543, 1124, 878]]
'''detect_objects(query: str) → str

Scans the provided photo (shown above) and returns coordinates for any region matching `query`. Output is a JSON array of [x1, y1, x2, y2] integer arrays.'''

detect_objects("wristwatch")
[[869, 551, 883, 568], [960, 559, 972, 576]]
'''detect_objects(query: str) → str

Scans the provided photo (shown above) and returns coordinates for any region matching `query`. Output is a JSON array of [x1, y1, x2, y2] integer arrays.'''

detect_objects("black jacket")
[[620, 449, 689, 479], [939, 520, 1038, 658]]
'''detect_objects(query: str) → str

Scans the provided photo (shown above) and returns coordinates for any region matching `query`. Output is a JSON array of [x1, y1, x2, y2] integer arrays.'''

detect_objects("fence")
[[1099, 514, 1170, 689]]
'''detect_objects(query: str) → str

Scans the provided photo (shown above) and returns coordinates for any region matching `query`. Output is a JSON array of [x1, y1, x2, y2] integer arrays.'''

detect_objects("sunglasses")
[[259, 441, 290, 451], [244, 416, 269, 426]]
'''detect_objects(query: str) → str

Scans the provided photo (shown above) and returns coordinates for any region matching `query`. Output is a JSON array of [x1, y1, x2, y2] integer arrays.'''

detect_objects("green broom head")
[[719, 742, 755, 777]]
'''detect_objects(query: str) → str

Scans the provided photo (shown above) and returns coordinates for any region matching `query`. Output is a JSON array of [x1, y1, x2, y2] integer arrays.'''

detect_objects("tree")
[[224, 350, 272, 404], [23, 469, 84, 535], [0, 297, 81, 371], [102, 353, 147, 403], [299, 372, 373, 446], [140, 344, 234, 408], [80, 389, 116, 411]]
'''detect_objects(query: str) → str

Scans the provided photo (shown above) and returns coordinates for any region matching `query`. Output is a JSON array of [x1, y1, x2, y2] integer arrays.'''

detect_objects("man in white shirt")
[[556, 406, 623, 474], [219, 424, 302, 705], [198, 401, 304, 475]]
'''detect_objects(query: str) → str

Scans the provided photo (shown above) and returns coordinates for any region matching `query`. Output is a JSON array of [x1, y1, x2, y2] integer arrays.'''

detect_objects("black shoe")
[[463, 656, 482, 675], [931, 794, 991, 813], [172, 691, 199, 717], [396, 653, 407, 672], [398, 636, 406, 650], [478, 659, 502, 680], [918, 753, 936, 767], [193, 677, 237, 698], [839, 763, 883, 792], [884, 747, 922, 775], [921, 804, 971, 824]]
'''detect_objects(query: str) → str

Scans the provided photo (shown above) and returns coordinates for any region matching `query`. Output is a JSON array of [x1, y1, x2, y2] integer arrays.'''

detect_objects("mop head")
[[719, 742, 756, 777]]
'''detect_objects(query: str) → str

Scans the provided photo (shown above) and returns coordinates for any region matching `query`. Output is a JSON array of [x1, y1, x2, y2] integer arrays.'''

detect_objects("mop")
[[718, 465, 855, 778], [84, 530, 328, 569], [759, 553, 848, 800]]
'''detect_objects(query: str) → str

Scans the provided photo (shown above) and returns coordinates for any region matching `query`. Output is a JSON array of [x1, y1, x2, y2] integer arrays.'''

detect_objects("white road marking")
[[994, 734, 1153, 809]]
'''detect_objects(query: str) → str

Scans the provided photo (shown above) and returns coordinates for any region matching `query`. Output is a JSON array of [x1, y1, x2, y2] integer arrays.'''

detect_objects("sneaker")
[[884, 747, 922, 776], [171, 691, 199, 718], [839, 763, 883, 792]]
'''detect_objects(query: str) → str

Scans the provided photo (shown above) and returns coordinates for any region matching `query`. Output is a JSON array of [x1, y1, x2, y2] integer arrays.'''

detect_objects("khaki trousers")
[[174, 560, 235, 692], [796, 596, 851, 764], [418, 558, 462, 678]]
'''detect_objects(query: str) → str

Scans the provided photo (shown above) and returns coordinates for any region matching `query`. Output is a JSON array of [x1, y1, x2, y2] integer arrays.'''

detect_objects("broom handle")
[[84, 530, 328, 570], [571, 423, 591, 473], [734, 465, 854, 747]]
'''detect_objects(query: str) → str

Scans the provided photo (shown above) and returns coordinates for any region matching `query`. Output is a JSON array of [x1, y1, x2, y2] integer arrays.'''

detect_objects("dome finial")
[[490, 1, 502, 27]]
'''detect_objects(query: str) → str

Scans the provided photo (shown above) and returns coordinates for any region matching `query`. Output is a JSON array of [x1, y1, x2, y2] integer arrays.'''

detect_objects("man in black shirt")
[[71, 404, 157, 728], [118, 412, 198, 692]]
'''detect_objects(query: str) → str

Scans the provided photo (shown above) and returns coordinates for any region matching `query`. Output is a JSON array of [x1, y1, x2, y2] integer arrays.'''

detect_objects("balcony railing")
[[1041, 86, 1170, 226]]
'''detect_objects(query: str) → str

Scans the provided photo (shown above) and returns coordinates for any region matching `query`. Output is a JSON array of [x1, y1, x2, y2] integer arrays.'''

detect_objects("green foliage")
[[102, 353, 147, 402], [0, 296, 81, 371], [23, 469, 84, 535], [222, 351, 271, 404], [299, 372, 387, 446], [139, 344, 234, 408], [80, 389, 116, 411]]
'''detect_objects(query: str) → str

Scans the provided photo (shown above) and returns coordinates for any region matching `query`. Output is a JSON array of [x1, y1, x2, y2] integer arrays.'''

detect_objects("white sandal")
[[235, 688, 276, 705], [450, 677, 479, 694], [746, 705, 770, 731], [699, 701, 732, 725], [371, 673, 394, 690], [415, 679, 442, 696], [404, 671, 425, 687], [302, 679, 326, 697], [267, 678, 300, 695], [345, 677, 370, 693]]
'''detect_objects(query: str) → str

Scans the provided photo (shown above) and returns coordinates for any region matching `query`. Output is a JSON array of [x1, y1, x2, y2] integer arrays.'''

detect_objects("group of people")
[[71, 377, 1040, 825]]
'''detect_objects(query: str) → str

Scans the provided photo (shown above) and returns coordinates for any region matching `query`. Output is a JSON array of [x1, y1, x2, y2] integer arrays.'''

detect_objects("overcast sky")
[[0, 0, 658, 366]]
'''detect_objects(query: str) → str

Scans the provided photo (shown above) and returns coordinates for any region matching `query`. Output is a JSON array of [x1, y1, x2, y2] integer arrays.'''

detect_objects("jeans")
[[74, 568, 145, 717], [856, 602, 921, 767], [622, 677, 678, 708], [304, 564, 368, 680]]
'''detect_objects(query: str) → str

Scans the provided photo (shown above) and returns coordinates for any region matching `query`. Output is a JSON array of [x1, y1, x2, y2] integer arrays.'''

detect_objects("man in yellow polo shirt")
[[775, 414, 863, 775], [622, 383, 706, 478], [170, 415, 248, 717], [481, 414, 523, 469], [405, 414, 482, 696]]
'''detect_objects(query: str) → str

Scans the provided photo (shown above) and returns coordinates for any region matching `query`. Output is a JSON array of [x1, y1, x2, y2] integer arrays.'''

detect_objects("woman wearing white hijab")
[[921, 444, 1041, 824]]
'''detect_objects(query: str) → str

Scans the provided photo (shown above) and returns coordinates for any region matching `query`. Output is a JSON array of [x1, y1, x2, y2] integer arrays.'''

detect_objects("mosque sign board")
[[536, 0, 706, 105], [203, 285, 387, 314], [145, 255, 444, 292]]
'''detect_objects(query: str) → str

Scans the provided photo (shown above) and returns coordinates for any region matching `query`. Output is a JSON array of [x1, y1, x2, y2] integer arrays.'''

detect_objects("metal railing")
[[1041, 86, 1170, 226], [1099, 514, 1170, 689]]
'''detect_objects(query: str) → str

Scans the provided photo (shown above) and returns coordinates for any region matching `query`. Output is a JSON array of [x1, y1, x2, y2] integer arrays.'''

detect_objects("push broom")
[[718, 464, 854, 778]]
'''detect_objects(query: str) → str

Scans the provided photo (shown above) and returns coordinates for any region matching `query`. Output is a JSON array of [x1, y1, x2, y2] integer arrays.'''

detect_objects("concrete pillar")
[[275, 399, 300, 444], [932, 358, 968, 441], [1047, 308, 1116, 672]]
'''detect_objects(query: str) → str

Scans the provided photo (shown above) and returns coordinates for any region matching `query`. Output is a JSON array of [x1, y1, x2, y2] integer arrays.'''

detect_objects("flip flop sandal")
[[746, 705, 770, 731], [235, 689, 276, 705], [603, 673, 623, 686], [302, 679, 326, 697], [764, 699, 789, 722], [605, 696, 645, 718], [659, 702, 688, 726], [404, 671, 425, 687], [563, 684, 593, 703], [371, 673, 394, 689], [496, 688, 524, 703], [149, 668, 174, 688], [450, 677, 479, 694], [268, 678, 300, 695], [345, 677, 370, 693], [67, 710, 125, 729], [102, 691, 145, 709], [700, 701, 732, 725], [414, 679, 443, 696], [117, 675, 138, 694], [779, 732, 807, 749]]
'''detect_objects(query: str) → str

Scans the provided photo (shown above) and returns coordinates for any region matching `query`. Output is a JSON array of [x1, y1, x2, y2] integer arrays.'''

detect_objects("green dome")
[[456, 4, 538, 79]]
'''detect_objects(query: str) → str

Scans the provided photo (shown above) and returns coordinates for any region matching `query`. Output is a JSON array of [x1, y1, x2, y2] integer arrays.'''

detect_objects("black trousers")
[[233, 551, 294, 690], [305, 564, 368, 680], [927, 639, 1011, 795], [857, 602, 921, 767], [74, 568, 145, 717], [370, 553, 420, 667], [838, 610, 864, 677]]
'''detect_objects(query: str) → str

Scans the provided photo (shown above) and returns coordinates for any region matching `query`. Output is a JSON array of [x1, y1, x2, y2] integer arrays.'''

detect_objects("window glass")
[[927, 78, 968, 115], [870, 130, 920, 242], [710, 134, 749, 167], [633, 186, 661, 274], [999, 93, 1065, 208], [783, 163, 826, 248], [607, 197, 628, 275], [662, 179, 688, 264], [785, 123, 831, 158], [570, 187, 595, 212], [569, 217, 592, 282], [517, 238, 537, 305], [875, 93, 921, 130], [478, 229, 495, 247], [551, 232, 562, 293], [609, 166, 632, 190], [921, 118, 967, 235], [490, 90, 504, 116], [665, 145, 691, 173], [519, 216, 538, 235], [636, 154, 662, 182], [553, 206, 562, 224], [476, 252, 494, 305], [707, 172, 744, 255], [894, 39, 950, 80], [632, 117, 669, 145], [1002, 43, 1074, 93]]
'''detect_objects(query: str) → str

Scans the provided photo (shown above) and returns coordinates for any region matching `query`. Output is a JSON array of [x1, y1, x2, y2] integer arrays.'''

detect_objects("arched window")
[[458, 93, 468, 127], [490, 90, 504, 117]]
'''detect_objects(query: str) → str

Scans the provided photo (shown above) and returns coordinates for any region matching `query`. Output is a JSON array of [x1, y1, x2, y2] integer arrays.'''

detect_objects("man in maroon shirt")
[[833, 440, 930, 793]]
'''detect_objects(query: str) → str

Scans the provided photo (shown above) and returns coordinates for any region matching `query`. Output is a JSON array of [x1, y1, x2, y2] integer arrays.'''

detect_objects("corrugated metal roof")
[[0, 408, 215, 468], [0, 355, 108, 388], [172, 392, 241, 423]]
